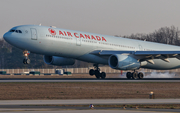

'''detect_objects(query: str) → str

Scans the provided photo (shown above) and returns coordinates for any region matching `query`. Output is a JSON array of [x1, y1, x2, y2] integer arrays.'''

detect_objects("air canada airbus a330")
[[3, 25, 180, 79]]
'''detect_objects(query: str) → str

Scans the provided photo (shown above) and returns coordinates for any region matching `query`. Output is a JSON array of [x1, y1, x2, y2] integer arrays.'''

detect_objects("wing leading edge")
[[90, 50, 180, 64]]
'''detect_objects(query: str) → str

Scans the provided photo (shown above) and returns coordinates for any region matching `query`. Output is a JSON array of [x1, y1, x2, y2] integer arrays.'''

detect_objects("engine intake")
[[43, 55, 75, 66], [108, 54, 140, 70]]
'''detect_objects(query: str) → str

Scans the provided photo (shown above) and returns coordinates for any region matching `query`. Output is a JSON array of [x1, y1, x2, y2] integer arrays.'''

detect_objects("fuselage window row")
[[46, 35, 72, 40], [99, 42, 135, 49], [82, 40, 97, 44]]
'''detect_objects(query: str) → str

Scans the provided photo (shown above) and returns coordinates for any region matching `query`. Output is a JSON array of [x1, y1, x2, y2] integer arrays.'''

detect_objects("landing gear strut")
[[23, 51, 30, 64], [89, 64, 106, 79], [126, 70, 144, 79]]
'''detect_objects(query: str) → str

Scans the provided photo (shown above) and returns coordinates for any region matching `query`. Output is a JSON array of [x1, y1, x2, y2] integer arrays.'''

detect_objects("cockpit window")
[[9, 29, 22, 33], [19, 30, 22, 33], [10, 29, 15, 32]]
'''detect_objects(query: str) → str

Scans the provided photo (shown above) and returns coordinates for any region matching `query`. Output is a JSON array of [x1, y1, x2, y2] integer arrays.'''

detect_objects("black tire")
[[132, 72, 138, 79], [94, 70, 100, 75], [89, 69, 95, 76], [95, 70, 100, 79], [95, 74, 100, 79], [126, 72, 132, 79], [138, 72, 144, 79], [26, 59, 30, 64], [101, 72, 106, 79], [23, 59, 26, 64]]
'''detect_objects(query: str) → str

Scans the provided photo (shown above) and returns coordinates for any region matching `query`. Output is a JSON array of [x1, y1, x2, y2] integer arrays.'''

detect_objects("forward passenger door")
[[31, 28, 38, 40]]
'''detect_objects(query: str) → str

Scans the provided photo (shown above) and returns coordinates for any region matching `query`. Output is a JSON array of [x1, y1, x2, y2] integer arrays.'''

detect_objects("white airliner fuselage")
[[3, 25, 180, 79]]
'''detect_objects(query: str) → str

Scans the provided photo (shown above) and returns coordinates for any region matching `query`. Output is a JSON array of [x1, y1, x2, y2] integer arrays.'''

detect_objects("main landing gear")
[[126, 70, 144, 79], [23, 51, 30, 64], [89, 64, 106, 79]]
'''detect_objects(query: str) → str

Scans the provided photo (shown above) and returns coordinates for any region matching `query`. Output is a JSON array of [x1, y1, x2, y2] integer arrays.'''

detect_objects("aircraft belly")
[[77, 54, 108, 64], [141, 58, 180, 70]]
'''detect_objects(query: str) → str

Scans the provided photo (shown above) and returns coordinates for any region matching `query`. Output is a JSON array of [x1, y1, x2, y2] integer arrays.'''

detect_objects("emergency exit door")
[[31, 28, 37, 40]]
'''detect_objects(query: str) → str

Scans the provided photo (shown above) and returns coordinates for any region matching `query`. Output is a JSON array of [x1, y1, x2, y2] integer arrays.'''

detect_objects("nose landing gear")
[[89, 64, 106, 79], [23, 51, 30, 64]]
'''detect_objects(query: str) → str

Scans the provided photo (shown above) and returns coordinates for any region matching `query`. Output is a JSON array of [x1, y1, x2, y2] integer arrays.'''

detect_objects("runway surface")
[[0, 78, 180, 82], [1, 109, 180, 113], [0, 99, 180, 113], [0, 79, 180, 112], [1, 99, 180, 105], [0, 109, 180, 113]]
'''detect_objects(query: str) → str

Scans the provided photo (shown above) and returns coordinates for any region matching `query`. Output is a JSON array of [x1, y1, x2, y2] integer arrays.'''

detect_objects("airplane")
[[3, 25, 180, 79]]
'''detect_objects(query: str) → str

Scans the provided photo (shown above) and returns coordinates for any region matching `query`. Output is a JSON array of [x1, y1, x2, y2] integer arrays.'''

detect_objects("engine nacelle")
[[43, 55, 75, 66], [108, 54, 140, 70]]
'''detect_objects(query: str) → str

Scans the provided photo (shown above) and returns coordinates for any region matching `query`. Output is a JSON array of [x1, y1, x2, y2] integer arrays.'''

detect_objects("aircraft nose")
[[3, 33, 7, 40], [3, 32, 10, 42]]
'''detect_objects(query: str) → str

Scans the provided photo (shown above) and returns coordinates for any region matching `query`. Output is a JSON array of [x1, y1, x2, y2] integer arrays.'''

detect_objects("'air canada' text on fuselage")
[[48, 28, 107, 42]]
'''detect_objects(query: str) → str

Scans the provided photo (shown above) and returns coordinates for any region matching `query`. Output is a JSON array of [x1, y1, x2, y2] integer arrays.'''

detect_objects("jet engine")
[[108, 54, 140, 70], [43, 55, 75, 66]]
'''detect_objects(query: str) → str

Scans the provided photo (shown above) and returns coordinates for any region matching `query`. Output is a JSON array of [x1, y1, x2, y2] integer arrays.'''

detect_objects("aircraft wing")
[[90, 50, 180, 64]]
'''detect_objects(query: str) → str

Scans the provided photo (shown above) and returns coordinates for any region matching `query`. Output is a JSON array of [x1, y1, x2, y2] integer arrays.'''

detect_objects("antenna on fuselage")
[[50, 26, 56, 28]]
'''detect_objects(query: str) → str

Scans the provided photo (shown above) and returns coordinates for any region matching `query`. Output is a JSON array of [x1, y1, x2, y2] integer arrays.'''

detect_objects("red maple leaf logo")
[[48, 28, 56, 35]]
